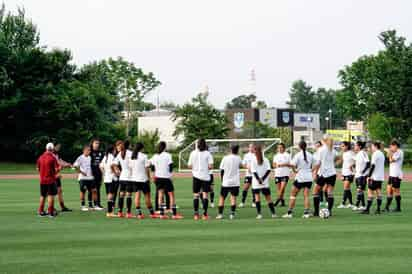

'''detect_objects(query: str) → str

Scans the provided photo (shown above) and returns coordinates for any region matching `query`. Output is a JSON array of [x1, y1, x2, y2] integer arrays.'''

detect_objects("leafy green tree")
[[173, 93, 228, 146], [225, 94, 267, 109], [135, 129, 160, 155], [367, 113, 404, 144], [286, 80, 316, 113]]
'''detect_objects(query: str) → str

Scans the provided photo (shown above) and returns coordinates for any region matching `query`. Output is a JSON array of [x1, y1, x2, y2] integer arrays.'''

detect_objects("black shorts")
[[119, 180, 134, 192], [40, 183, 57, 197], [193, 177, 211, 193], [133, 181, 151, 194], [252, 188, 271, 196], [244, 176, 252, 184], [209, 174, 214, 186], [220, 186, 240, 198], [316, 175, 336, 187], [105, 181, 119, 194], [368, 180, 382, 191], [355, 177, 367, 191], [155, 178, 175, 192], [275, 176, 289, 184], [79, 180, 96, 193], [293, 181, 312, 190], [343, 175, 354, 183], [55, 177, 62, 188], [388, 177, 402, 189]]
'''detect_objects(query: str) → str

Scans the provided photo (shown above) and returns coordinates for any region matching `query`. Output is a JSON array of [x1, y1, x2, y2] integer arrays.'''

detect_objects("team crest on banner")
[[234, 112, 245, 129], [282, 111, 290, 124]]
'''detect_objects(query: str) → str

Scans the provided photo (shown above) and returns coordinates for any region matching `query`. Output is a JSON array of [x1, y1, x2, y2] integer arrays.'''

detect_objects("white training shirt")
[[317, 145, 337, 177], [242, 152, 256, 177], [341, 151, 355, 177], [389, 149, 403, 179], [73, 154, 94, 181], [371, 150, 385, 181], [291, 151, 314, 183], [99, 153, 116, 183], [219, 154, 242, 187], [114, 150, 132, 181], [355, 150, 369, 178], [250, 157, 271, 189], [129, 152, 150, 182], [273, 152, 291, 177], [150, 152, 173, 179], [188, 150, 214, 181]]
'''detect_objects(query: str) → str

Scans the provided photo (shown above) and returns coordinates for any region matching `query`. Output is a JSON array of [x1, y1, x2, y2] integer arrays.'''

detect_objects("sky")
[[6, 0, 412, 108]]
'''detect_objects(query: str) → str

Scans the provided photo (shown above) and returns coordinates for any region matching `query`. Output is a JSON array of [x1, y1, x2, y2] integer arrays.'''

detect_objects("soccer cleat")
[[346, 204, 355, 209], [302, 213, 311, 219], [374, 210, 381, 215], [210, 202, 215, 208], [392, 208, 402, 213], [94, 206, 104, 211], [38, 211, 48, 217], [229, 214, 235, 220], [117, 212, 124, 218], [137, 214, 145, 220], [106, 212, 115, 218], [251, 202, 256, 208], [271, 214, 278, 219], [126, 213, 133, 219], [282, 213, 293, 218], [239, 202, 245, 208], [216, 214, 224, 220], [172, 214, 184, 220], [193, 214, 200, 220], [150, 213, 159, 219], [159, 215, 170, 220], [80, 206, 89, 212], [256, 214, 263, 219], [359, 206, 366, 211], [337, 204, 346, 209], [360, 210, 370, 215], [61, 207, 72, 212], [202, 214, 209, 220]]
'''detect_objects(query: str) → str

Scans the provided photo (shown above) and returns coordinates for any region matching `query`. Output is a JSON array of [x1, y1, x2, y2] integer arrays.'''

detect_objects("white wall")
[[138, 115, 182, 149]]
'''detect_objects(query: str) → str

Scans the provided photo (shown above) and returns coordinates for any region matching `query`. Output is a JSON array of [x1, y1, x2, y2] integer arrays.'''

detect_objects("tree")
[[237, 122, 292, 146], [160, 101, 178, 111], [286, 80, 316, 112], [173, 93, 228, 146], [225, 94, 267, 109], [367, 113, 404, 144]]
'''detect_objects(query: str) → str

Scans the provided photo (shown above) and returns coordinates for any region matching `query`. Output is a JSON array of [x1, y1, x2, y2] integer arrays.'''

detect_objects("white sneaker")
[[302, 213, 311, 219], [352, 206, 359, 211], [337, 204, 346, 209], [271, 214, 278, 219], [229, 214, 235, 220], [252, 203, 256, 208], [210, 202, 215, 208], [359, 206, 366, 211], [215, 214, 224, 220], [81, 206, 89, 212], [346, 204, 355, 209], [282, 213, 293, 218], [94, 206, 104, 211], [239, 202, 245, 208], [256, 214, 263, 219]]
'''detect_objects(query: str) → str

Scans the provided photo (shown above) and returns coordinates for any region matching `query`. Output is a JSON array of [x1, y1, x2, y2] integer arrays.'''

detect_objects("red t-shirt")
[[37, 151, 59, 185]]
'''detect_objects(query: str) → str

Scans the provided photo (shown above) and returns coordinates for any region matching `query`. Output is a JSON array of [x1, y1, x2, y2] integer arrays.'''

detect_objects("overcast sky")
[[6, 0, 412, 108]]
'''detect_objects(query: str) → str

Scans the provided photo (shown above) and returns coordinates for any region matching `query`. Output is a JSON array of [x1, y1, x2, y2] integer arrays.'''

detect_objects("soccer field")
[[0, 178, 411, 274]]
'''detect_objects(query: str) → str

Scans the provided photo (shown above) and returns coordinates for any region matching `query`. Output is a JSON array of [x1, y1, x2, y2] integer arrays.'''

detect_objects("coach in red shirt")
[[36, 143, 60, 217]]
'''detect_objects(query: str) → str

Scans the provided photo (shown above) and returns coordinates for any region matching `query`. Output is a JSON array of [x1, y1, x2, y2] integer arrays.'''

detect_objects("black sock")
[[126, 197, 132, 213], [268, 202, 275, 214], [81, 199, 85, 206], [193, 198, 199, 214], [88, 199, 93, 208], [287, 208, 293, 215], [313, 195, 320, 216], [385, 196, 393, 209], [210, 192, 215, 203], [347, 190, 353, 205], [342, 190, 348, 204], [281, 199, 286, 206], [107, 200, 113, 213], [118, 197, 124, 213], [360, 192, 365, 207], [160, 203, 165, 215], [366, 198, 373, 211], [218, 206, 224, 214], [148, 207, 154, 215], [327, 196, 334, 213], [356, 192, 361, 207], [377, 196, 382, 211], [395, 195, 401, 210], [274, 198, 280, 207], [255, 201, 261, 214], [304, 208, 310, 215], [203, 198, 209, 215], [252, 194, 256, 203], [96, 184, 101, 206], [136, 207, 142, 215], [172, 204, 177, 216], [324, 191, 329, 201], [230, 205, 236, 214], [319, 190, 324, 202], [88, 192, 92, 205], [241, 190, 247, 203]]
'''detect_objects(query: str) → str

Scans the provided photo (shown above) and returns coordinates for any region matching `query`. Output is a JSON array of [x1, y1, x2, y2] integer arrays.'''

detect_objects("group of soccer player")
[[36, 135, 404, 220]]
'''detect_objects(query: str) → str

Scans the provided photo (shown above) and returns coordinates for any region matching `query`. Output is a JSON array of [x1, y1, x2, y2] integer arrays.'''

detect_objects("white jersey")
[[188, 150, 213, 181], [389, 149, 403, 179], [251, 157, 271, 189], [114, 150, 132, 181], [129, 152, 150, 182], [73, 154, 94, 181], [273, 152, 291, 177], [291, 151, 314, 183], [371, 150, 385, 181], [341, 151, 355, 177], [150, 152, 173, 179], [317, 145, 337, 177], [355, 150, 369, 178], [219, 154, 242, 187], [242, 152, 255, 177], [99, 153, 116, 183]]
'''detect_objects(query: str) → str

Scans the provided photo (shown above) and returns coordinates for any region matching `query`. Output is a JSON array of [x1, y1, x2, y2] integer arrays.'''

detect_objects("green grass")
[[0, 178, 411, 274]]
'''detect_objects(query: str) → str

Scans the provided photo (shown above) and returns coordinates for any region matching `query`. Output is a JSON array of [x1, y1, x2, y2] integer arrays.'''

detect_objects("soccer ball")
[[319, 208, 330, 219]]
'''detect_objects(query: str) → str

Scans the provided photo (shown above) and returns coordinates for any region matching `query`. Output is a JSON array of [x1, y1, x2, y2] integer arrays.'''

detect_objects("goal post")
[[178, 138, 282, 173]]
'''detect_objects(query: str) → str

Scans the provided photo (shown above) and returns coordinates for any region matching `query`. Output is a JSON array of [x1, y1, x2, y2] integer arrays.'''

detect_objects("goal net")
[[178, 138, 282, 173]]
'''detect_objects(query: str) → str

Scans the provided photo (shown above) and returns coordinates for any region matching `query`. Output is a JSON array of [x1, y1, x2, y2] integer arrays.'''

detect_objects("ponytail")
[[255, 146, 263, 165], [299, 141, 308, 163]]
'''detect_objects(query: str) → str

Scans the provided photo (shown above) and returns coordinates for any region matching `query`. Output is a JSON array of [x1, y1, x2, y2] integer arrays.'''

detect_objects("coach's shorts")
[[119, 180, 134, 192], [155, 178, 175, 192], [388, 177, 402, 189], [368, 180, 383, 191], [275, 176, 289, 184], [133, 181, 151, 194], [220, 186, 240, 198], [244, 176, 252, 184], [293, 181, 312, 190], [342, 175, 354, 183], [193, 177, 211, 193], [93, 174, 102, 187], [252, 188, 271, 196], [355, 176, 367, 191], [55, 177, 62, 188], [40, 183, 57, 197], [316, 175, 336, 187], [105, 181, 119, 194], [79, 180, 96, 193]]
